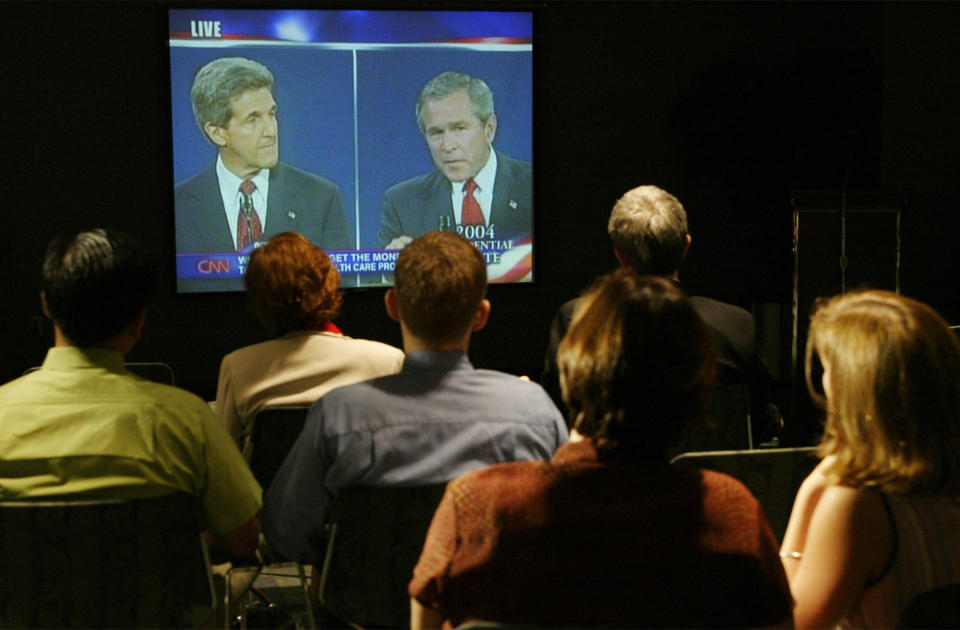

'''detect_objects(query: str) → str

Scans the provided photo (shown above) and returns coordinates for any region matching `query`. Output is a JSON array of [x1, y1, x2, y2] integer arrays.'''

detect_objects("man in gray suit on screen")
[[175, 57, 350, 258]]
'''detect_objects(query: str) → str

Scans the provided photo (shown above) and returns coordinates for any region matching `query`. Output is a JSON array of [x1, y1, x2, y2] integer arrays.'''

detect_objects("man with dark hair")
[[262, 231, 566, 563], [378, 71, 531, 252], [0, 228, 261, 560], [175, 57, 349, 264], [542, 185, 781, 447]]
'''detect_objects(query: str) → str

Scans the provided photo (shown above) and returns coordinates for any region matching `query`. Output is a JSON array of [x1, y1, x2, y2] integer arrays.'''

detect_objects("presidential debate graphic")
[[169, 9, 533, 292]]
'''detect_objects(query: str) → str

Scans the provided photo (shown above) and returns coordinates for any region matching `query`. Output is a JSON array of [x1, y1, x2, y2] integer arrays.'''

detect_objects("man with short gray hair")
[[175, 56, 349, 261], [378, 71, 532, 251], [542, 185, 781, 448]]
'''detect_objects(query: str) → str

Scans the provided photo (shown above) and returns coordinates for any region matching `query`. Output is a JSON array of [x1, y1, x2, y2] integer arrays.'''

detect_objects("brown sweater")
[[410, 439, 792, 628]]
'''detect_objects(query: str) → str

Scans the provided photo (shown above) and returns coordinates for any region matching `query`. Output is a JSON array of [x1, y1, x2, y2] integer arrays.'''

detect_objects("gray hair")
[[607, 185, 689, 275], [415, 71, 494, 133], [190, 57, 274, 144]]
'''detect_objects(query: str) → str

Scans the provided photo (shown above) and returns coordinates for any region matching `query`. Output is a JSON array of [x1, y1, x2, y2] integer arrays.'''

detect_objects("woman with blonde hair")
[[782, 290, 960, 629], [215, 232, 403, 454]]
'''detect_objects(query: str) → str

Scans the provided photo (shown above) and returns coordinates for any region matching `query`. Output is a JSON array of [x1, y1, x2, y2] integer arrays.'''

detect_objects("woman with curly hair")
[[215, 232, 403, 454], [782, 290, 960, 629]]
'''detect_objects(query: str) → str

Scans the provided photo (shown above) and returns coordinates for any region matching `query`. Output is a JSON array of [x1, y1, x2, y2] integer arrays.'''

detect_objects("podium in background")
[[786, 190, 906, 445]]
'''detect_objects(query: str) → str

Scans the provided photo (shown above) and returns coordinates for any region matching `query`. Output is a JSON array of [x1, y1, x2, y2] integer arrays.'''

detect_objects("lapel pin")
[[287, 210, 297, 220], [509, 200, 518, 210]]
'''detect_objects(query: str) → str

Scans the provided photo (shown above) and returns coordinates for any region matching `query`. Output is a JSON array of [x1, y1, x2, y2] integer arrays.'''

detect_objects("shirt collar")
[[41, 347, 127, 373], [402, 350, 473, 372], [216, 154, 269, 198], [467, 147, 497, 194]]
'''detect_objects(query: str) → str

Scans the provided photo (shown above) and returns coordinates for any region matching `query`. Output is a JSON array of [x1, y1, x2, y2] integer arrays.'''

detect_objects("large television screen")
[[168, 9, 533, 292]]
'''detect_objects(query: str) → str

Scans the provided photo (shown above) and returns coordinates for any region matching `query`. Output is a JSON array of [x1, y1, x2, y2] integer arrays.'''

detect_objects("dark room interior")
[[3, 1, 959, 443]]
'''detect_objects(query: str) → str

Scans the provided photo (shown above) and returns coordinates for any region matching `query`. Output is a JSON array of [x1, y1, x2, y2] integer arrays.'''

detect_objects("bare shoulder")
[[816, 484, 886, 523], [809, 483, 893, 578]]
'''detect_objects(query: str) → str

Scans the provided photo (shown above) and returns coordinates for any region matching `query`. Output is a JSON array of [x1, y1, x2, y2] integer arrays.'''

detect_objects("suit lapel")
[[490, 152, 514, 228], [265, 163, 296, 236], [193, 165, 235, 252], [420, 170, 454, 234]]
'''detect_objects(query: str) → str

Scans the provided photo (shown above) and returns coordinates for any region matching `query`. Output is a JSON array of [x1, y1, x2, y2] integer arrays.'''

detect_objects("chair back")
[[670, 384, 753, 457], [0, 492, 214, 628], [124, 362, 176, 385], [670, 447, 818, 542], [248, 405, 311, 491], [318, 484, 448, 628], [897, 582, 960, 629]]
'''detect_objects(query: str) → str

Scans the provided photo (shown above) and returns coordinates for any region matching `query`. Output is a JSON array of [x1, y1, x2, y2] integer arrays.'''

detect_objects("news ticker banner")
[[176, 237, 531, 283], [169, 9, 532, 45]]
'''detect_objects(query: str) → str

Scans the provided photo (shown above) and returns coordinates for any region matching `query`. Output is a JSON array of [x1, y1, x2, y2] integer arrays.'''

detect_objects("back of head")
[[558, 270, 715, 458], [394, 231, 487, 346], [415, 71, 495, 133], [42, 228, 157, 347], [607, 185, 688, 275], [190, 57, 274, 137], [244, 232, 342, 336], [807, 290, 960, 492]]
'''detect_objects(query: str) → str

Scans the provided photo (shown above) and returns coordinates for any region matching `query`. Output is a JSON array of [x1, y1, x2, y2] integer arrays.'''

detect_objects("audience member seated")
[[781, 290, 960, 629], [215, 231, 404, 453], [261, 231, 567, 564], [0, 228, 261, 561], [542, 185, 780, 446], [410, 270, 792, 629]]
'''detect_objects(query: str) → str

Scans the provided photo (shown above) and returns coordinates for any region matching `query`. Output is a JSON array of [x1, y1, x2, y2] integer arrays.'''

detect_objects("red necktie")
[[237, 179, 263, 250], [461, 178, 485, 226]]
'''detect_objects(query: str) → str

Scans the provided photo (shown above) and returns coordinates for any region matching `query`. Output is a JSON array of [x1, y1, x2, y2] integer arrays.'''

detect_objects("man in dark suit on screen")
[[175, 57, 350, 259], [378, 71, 531, 251]]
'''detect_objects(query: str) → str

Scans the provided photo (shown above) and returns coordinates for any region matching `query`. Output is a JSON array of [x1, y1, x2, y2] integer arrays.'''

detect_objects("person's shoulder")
[[473, 369, 560, 406], [174, 162, 216, 197], [816, 483, 885, 521], [698, 467, 757, 496], [273, 161, 341, 193], [136, 378, 211, 412], [452, 456, 549, 495], [220, 336, 295, 365], [475, 368, 546, 388], [688, 295, 757, 346], [315, 335, 405, 368], [227, 333, 402, 366], [106, 376, 218, 432], [496, 150, 532, 176], [689, 295, 754, 323], [384, 169, 445, 198], [335, 335, 405, 357], [692, 467, 769, 516], [316, 369, 392, 403], [0, 371, 38, 399]]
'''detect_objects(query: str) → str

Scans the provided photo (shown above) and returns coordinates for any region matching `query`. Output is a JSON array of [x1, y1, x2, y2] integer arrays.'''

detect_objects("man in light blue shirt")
[[262, 231, 566, 563]]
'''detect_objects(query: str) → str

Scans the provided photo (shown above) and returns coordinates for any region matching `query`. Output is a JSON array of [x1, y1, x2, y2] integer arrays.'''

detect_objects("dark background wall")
[[2, 2, 958, 422]]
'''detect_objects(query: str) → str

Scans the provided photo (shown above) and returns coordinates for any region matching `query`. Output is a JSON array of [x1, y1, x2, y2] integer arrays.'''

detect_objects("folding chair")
[[247, 405, 312, 491], [670, 447, 819, 542], [318, 484, 448, 629], [0, 493, 214, 628], [898, 582, 960, 629], [670, 384, 754, 457], [228, 404, 315, 630]]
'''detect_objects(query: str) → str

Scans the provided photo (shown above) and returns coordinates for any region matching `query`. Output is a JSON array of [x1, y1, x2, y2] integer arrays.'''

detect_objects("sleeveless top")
[[840, 491, 960, 629]]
